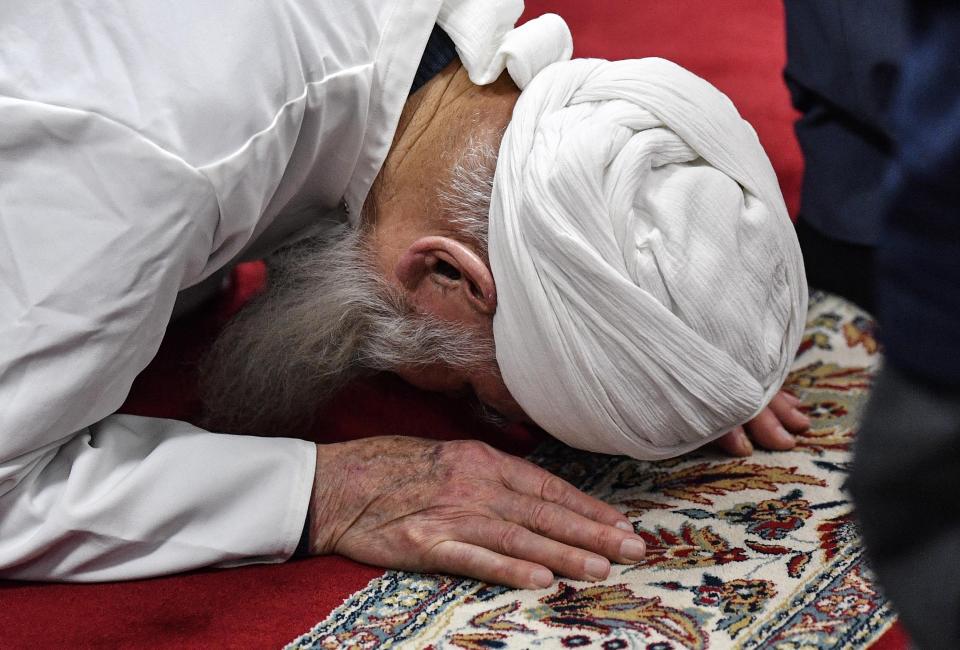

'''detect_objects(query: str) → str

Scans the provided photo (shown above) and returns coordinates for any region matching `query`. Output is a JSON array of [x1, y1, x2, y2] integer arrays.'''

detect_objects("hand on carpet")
[[307, 436, 646, 589], [715, 389, 811, 456]]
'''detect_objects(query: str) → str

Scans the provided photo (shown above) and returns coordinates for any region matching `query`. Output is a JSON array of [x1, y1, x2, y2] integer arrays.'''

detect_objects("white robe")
[[0, 0, 490, 581]]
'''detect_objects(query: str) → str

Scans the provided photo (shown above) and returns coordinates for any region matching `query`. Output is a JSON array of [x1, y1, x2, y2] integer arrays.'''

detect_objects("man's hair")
[[199, 136, 499, 434], [440, 135, 497, 259]]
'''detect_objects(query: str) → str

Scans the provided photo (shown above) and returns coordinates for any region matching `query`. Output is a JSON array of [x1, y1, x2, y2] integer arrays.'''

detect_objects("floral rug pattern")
[[289, 292, 897, 649]]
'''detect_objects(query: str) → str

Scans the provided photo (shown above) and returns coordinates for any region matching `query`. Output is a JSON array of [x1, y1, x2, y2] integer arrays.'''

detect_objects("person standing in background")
[[783, 0, 910, 313], [848, 4, 960, 648], [786, 2, 960, 646]]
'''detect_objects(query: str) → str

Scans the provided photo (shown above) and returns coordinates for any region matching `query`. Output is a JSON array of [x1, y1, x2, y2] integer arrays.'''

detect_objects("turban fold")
[[489, 58, 807, 460]]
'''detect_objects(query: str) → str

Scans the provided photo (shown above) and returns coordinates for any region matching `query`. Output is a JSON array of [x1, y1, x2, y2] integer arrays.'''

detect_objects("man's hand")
[[307, 436, 646, 589], [716, 389, 811, 456]]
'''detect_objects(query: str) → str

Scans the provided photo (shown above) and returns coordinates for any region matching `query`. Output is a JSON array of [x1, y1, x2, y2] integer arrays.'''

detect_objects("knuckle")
[[566, 550, 590, 575], [444, 439, 496, 466], [496, 524, 523, 555], [539, 475, 570, 505], [399, 526, 440, 562], [593, 525, 615, 553], [530, 501, 555, 533]]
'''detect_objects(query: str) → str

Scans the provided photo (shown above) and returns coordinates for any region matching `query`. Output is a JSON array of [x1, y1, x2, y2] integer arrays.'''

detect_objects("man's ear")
[[395, 236, 496, 318]]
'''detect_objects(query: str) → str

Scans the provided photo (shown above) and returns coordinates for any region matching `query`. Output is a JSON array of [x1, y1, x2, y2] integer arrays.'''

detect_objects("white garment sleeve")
[[0, 99, 316, 581]]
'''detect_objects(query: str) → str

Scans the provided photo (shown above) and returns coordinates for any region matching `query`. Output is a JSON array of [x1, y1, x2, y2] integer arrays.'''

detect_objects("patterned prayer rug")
[[288, 291, 898, 649]]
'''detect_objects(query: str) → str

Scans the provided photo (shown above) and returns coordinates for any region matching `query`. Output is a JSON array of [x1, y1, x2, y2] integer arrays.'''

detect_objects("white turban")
[[488, 57, 807, 460]]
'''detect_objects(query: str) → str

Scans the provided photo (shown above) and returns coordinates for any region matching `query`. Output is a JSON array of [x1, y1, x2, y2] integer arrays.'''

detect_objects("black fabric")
[[293, 514, 311, 559], [845, 5, 960, 648], [783, 0, 910, 248], [411, 25, 458, 95], [875, 2, 960, 388], [849, 365, 960, 650], [795, 218, 875, 314], [784, 0, 960, 384]]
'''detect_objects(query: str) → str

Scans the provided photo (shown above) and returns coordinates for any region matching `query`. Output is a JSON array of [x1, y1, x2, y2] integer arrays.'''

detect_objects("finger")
[[500, 456, 631, 529], [769, 392, 812, 433], [498, 492, 646, 564], [780, 390, 802, 406], [744, 406, 797, 451], [459, 518, 612, 582], [714, 425, 753, 457], [427, 540, 554, 590]]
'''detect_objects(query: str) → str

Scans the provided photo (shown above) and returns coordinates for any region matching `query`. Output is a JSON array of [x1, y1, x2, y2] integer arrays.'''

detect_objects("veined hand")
[[307, 436, 647, 589]]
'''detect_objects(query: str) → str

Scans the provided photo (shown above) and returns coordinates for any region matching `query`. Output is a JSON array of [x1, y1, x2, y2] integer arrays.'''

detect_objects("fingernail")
[[775, 426, 796, 448], [531, 568, 554, 589], [615, 520, 634, 532], [584, 557, 610, 581], [783, 392, 801, 405], [620, 538, 646, 562]]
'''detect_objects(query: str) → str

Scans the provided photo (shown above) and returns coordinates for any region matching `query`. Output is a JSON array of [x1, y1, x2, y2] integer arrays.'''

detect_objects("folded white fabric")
[[489, 57, 807, 460], [438, 1, 572, 88]]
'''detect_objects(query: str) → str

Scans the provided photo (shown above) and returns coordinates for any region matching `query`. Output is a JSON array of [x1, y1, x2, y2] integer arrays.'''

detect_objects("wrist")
[[307, 441, 354, 555]]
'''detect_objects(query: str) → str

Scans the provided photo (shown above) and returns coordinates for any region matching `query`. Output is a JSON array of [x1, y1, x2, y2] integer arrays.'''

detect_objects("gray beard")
[[198, 222, 493, 435]]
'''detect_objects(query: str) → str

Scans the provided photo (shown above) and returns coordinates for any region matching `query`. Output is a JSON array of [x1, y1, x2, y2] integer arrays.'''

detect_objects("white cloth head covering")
[[488, 57, 807, 460]]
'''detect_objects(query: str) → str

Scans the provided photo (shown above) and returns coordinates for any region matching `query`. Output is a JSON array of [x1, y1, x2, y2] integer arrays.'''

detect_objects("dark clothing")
[[786, 2, 960, 646], [850, 367, 960, 650], [785, 0, 960, 379], [840, 3, 960, 648], [784, 0, 910, 249], [783, 1, 910, 312], [411, 25, 458, 94], [876, 4, 960, 388], [795, 217, 876, 314]]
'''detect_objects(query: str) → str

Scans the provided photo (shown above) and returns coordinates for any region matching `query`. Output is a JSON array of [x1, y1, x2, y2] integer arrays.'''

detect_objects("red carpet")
[[0, 2, 907, 647]]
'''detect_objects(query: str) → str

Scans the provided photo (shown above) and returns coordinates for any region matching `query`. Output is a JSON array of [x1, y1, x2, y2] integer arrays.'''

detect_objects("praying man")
[[0, 0, 810, 589]]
